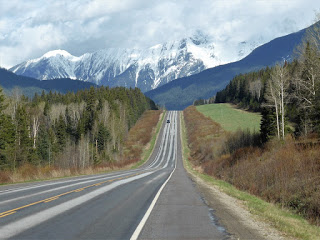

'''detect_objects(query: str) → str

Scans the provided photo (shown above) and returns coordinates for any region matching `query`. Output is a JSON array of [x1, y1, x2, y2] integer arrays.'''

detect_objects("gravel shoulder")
[[185, 167, 290, 240]]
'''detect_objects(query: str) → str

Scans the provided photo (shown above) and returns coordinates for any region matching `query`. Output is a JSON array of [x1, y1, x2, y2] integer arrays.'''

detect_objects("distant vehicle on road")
[[167, 120, 170, 123]]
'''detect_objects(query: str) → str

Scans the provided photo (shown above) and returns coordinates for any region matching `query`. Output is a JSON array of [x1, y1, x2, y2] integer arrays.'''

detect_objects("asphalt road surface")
[[0, 111, 228, 240]]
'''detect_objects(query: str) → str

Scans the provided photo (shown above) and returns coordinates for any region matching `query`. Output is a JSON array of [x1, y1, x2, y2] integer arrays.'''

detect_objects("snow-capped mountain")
[[10, 31, 261, 92]]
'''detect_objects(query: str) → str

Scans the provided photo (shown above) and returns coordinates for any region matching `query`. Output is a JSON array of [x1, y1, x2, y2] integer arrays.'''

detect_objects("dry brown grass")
[[122, 110, 162, 163], [184, 106, 224, 164], [184, 106, 320, 225]]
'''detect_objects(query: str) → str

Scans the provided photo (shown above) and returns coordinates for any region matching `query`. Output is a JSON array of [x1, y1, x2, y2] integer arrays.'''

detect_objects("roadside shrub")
[[183, 106, 320, 225], [222, 129, 261, 155]]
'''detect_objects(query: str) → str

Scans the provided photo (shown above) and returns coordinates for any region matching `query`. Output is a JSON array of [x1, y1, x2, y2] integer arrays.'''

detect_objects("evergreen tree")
[[56, 114, 67, 152], [97, 123, 110, 153], [37, 124, 50, 163], [0, 85, 155, 171], [84, 86, 96, 132], [0, 88, 15, 169], [43, 101, 50, 116], [15, 104, 31, 165], [0, 87, 6, 112], [260, 107, 277, 143], [65, 106, 75, 139]]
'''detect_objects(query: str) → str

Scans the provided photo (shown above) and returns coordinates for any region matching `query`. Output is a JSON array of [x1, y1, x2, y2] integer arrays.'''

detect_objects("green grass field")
[[196, 103, 261, 132]]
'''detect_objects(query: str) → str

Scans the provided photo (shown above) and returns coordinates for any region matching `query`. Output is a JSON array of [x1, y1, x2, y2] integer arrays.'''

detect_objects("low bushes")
[[184, 106, 320, 225]]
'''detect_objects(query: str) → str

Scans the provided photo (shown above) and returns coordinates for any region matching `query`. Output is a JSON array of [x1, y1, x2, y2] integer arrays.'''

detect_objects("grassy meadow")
[[196, 103, 261, 132]]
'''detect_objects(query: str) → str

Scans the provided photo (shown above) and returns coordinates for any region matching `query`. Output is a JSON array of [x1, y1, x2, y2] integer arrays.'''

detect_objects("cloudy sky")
[[0, 0, 320, 68]]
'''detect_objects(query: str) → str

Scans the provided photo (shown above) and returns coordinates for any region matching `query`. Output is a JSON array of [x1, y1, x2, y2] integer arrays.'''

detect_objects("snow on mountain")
[[10, 31, 262, 92]]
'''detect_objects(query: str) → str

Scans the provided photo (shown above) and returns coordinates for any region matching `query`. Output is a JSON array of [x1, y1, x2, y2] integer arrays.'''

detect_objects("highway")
[[0, 111, 228, 239]]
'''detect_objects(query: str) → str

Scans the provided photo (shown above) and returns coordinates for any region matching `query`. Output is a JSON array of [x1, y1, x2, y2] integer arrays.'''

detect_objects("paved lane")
[[138, 112, 228, 240]]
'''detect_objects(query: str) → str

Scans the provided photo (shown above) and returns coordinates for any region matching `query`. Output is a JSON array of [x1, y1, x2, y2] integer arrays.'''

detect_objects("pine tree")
[[56, 114, 66, 151], [15, 104, 31, 166], [65, 106, 75, 139], [0, 88, 15, 169], [84, 86, 96, 132], [0, 116, 15, 170], [260, 107, 277, 143], [97, 123, 110, 153], [43, 101, 50, 116], [37, 124, 50, 163], [0, 87, 6, 113]]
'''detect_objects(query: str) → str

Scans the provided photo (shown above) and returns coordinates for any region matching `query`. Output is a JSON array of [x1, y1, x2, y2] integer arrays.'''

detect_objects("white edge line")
[[130, 112, 177, 240], [0, 172, 155, 239], [130, 153, 176, 240]]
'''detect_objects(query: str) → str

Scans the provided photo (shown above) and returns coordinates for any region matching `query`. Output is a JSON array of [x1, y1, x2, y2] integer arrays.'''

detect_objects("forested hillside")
[[0, 67, 96, 98], [214, 23, 320, 141], [214, 68, 270, 111], [0, 86, 157, 176]]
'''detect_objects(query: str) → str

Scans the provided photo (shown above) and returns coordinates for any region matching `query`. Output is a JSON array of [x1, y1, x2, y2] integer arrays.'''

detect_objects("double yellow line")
[[0, 171, 145, 219]]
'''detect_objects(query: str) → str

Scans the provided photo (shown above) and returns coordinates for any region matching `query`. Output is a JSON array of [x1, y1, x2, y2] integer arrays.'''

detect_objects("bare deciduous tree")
[[264, 64, 289, 140], [293, 17, 320, 135], [249, 79, 262, 101]]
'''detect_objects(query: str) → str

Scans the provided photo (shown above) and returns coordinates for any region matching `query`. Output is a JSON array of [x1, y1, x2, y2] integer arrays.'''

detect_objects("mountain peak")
[[42, 49, 73, 58]]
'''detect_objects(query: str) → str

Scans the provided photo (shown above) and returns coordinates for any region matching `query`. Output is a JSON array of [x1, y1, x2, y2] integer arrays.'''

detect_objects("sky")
[[0, 0, 320, 69]]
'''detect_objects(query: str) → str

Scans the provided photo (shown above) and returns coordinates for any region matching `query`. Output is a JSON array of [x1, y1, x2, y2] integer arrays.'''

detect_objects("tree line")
[[214, 23, 320, 142], [0, 86, 157, 171]]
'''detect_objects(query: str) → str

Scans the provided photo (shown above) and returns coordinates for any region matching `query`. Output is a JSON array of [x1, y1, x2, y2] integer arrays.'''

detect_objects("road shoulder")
[[186, 169, 287, 240]]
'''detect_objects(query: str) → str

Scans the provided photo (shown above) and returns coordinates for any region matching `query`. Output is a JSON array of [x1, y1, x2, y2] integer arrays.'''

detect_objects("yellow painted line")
[[0, 171, 147, 218], [0, 200, 43, 217], [74, 188, 85, 192], [58, 190, 75, 197], [43, 197, 59, 203], [0, 211, 16, 218]]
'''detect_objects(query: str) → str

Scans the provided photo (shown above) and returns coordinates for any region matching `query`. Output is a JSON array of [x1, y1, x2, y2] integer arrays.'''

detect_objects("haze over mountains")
[[10, 31, 261, 93]]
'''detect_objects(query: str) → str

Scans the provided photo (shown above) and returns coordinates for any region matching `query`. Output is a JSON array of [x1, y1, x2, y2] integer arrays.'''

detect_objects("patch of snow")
[[43, 49, 72, 58]]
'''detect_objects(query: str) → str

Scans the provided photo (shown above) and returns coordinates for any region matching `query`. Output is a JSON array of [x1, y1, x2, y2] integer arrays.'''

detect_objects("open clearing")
[[196, 103, 261, 132]]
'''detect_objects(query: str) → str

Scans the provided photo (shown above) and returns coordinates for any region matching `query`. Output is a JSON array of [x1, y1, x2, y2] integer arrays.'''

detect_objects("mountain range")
[[0, 68, 96, 98], [145, 26, 308, 109], [5, 23, 315, 109], [9, 31, 261, 93]]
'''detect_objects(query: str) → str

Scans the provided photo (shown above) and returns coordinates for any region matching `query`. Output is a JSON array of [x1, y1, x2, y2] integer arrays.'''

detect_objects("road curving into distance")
[[0, 111, 228, 240]]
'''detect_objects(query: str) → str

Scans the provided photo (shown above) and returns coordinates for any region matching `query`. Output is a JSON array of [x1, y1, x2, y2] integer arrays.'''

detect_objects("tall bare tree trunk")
[[275, 99, 280, 139], [281, 84, 285, 139], [32, 116, 39, 148]]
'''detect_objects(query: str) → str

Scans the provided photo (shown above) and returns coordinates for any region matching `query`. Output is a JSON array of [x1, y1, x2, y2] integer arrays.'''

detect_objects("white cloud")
[[0, 0, 320, 68]]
